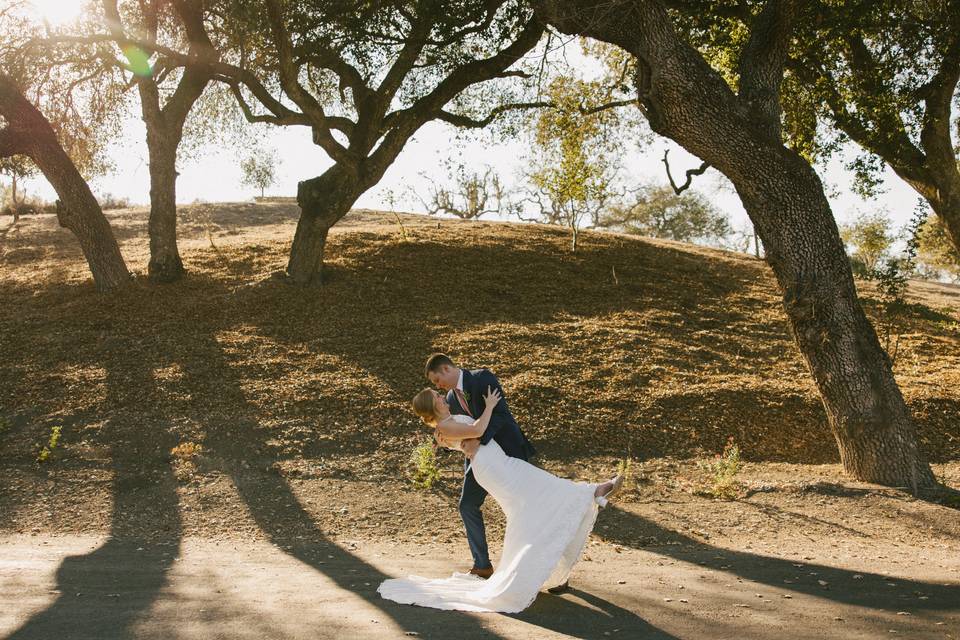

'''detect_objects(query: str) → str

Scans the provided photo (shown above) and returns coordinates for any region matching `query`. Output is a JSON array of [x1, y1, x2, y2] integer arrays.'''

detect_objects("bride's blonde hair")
[[412, 388, 438, 425]]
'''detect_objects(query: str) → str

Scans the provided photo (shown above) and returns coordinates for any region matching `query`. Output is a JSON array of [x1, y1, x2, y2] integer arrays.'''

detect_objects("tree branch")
[[370, 16, 545, 175], [375, 10, 435, 110], [293, 47, 374, 109], [437, 101, 552, 128], [737, 0, 801, 142], [662, 149, 709, 194], [31, 32, 350, 159], [579, 98, 635, 115], [918, 3, 960, 173], [263, 0, 350, 165]]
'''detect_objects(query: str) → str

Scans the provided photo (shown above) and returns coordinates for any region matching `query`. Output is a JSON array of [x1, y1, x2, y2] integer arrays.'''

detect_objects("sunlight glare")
[[27, 0, 87, 26]]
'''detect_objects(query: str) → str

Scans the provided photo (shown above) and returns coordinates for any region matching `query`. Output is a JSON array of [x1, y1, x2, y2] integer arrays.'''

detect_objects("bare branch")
[[661, 149, 709, 194], [437, 101, 552, 128], [578, 98, 634, 115]]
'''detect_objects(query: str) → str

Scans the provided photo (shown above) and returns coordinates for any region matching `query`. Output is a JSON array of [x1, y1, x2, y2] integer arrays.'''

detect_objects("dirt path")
[[2, 532, 957, 640]]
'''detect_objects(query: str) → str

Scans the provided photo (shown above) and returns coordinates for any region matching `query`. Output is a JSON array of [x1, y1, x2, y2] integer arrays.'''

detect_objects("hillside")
[[3, 203, 958, 460], [1, 204, 958, 546]]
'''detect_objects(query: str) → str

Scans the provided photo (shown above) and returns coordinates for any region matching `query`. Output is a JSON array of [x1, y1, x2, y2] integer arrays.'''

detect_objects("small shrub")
[[616, 458, 633, 488], [409, 440, 441, 489], [696, 437, 741, 499], [170, 441, 203, 460], [36, 425, 62, 464], [871, 203, 927, 365]]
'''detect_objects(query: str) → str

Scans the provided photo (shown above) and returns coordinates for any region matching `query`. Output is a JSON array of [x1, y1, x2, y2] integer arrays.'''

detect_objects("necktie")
[[455, 388, 473, 417]]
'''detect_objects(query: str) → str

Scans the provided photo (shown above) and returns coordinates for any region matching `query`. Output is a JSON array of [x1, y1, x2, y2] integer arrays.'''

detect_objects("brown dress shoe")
[[469, 566, 494, 579], [547, 580, 570, 594]]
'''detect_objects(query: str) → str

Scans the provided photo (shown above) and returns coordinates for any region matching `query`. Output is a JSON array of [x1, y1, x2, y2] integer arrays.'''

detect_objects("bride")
[[377, 386, 622, 613]]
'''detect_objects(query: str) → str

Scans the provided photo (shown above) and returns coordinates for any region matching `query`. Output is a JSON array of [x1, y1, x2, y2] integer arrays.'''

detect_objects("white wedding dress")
[[377, 414, 601, 613]]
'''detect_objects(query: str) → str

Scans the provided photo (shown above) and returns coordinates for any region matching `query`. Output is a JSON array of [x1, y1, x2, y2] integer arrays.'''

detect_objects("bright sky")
[[12, 4, 924, 238], [45, 112, 921, 236]]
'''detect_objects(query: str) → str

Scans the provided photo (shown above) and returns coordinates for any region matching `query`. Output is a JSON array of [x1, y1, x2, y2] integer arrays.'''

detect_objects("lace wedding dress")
[[377, 414, 601, 613]]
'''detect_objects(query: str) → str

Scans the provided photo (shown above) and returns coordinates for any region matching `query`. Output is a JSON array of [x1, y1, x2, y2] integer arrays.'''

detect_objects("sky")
[[12, 0, 927, 238], [25, 108, 920, 237]]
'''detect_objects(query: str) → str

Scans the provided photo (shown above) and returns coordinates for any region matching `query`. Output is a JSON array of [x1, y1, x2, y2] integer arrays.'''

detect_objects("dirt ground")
[[1, 206, 959, 638], [2, 530, 958, 640]]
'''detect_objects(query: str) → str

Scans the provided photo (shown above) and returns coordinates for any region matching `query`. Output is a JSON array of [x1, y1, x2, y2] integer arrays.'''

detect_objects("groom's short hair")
[[425, 353, 455, 378]]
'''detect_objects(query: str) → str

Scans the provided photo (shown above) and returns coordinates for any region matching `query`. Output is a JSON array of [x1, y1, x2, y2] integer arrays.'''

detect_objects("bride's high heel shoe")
[[594, 474, 623, 508]]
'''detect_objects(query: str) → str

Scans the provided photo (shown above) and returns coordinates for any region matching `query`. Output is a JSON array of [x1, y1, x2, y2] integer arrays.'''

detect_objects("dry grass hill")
[[1, 203, 958, 548]]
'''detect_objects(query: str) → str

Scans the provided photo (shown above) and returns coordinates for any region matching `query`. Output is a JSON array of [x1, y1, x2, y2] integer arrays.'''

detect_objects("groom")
[[425, 353, 536, 579]]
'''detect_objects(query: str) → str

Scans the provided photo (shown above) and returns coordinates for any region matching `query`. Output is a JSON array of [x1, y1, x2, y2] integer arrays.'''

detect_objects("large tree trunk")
[[534, 0, 935, 488], [286, 165, 361, 286], [144, 131, 184, 283], [736, 156, 933, 488], [0, 76, 129, 292]]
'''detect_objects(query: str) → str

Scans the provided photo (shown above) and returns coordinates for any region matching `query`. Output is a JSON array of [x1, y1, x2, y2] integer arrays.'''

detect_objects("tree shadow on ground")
[[162, 310, 682, 638], [596, 506, 959, 612], [5, 338, 183, 640], [512, 587, 679, 639]]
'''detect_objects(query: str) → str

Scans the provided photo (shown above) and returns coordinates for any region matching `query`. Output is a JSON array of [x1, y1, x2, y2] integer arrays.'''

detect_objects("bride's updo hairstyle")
[[412, 388, 438, 425]]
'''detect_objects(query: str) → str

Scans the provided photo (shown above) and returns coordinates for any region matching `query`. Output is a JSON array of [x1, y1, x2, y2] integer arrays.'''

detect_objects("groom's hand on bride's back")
[[461, 438, 480, 457]]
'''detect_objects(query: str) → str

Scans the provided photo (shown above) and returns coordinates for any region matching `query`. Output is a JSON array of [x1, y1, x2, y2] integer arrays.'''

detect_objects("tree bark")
[[286, 165, 362, 285], [533, 0, 935, 488], [0, 75, 129, 292], [144, 129, 184, 282]]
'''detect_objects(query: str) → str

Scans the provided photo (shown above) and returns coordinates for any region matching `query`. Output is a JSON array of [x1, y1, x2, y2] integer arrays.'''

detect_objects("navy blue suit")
[[447, 368, 535, 569]]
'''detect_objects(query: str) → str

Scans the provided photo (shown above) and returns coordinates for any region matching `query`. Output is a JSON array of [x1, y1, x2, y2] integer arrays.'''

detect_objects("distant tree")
[[917, 216, 960, 282], [0, 155, 35, 222], [840, 211, 896, 276], [418, 163, 510, 220], [521, 74, 635, 251], [241, 151, 278, 198], [598, 184, 732, 247]]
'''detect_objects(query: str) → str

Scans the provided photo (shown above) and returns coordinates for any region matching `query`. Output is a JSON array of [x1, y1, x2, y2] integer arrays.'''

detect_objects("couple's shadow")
[[510, 587, 677, 639]]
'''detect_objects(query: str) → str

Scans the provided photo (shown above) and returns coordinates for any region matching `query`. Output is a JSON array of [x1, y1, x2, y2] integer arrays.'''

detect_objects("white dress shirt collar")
[[456, 368, 465, 392]]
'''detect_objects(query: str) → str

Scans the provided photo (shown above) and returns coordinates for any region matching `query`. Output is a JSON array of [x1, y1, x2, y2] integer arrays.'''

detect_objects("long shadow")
[[181, 318, 681, 638], [513, 587, 679, 639], [597, 506, 959, 612], [175, 321, 508, 638], [5, 336, 183, 640]]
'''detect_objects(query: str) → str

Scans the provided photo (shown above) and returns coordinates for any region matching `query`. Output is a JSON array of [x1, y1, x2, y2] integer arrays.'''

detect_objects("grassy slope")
[[1, 203, 958, 476]]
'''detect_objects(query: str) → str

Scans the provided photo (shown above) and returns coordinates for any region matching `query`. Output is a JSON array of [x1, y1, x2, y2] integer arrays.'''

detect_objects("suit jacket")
[[447, 368, 536, 465]]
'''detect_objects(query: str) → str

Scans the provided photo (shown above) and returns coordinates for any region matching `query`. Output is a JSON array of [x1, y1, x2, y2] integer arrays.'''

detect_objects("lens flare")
[[122, 45, 153, 77]]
